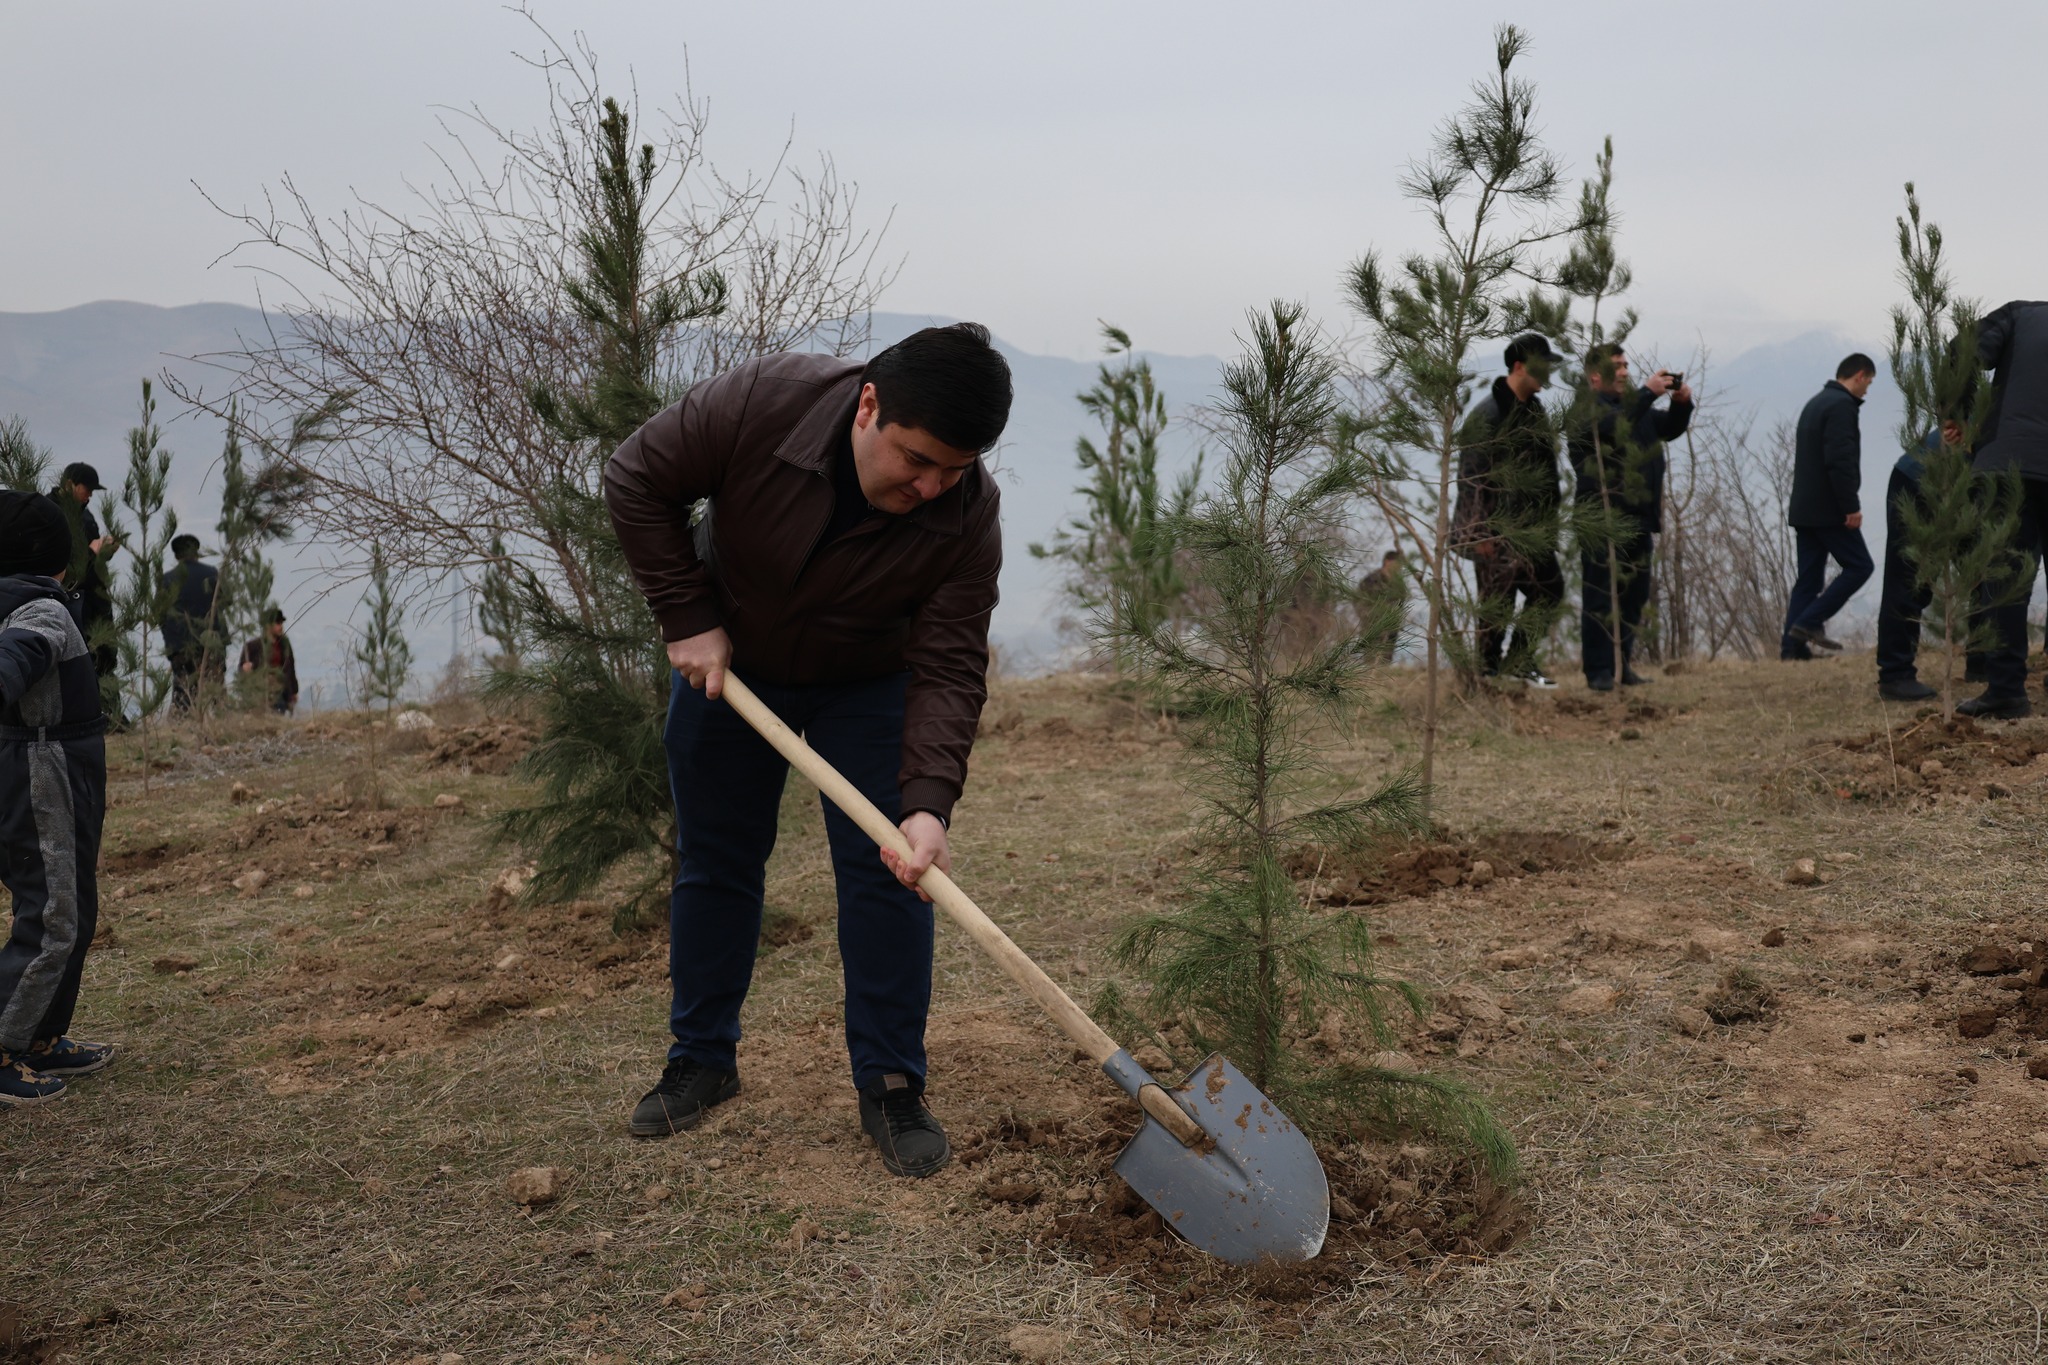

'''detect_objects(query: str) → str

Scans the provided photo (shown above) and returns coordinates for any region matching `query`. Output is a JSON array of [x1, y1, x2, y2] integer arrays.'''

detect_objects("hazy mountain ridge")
[[0, 302, 1899, 695]]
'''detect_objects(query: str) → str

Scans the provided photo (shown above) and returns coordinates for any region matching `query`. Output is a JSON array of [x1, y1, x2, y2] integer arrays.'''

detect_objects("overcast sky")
[[4, 1, 2042, 362]]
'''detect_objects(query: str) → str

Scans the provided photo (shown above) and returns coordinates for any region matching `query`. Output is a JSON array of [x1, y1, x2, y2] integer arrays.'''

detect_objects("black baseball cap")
[[1504, 335, 1561, 369], [61, 461, 104, 492]]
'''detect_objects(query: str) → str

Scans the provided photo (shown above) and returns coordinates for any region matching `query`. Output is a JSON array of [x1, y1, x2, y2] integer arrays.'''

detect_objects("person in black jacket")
[[46, 463, 118, 682], [0, 491, 114, 1107], [1960, 300, 2048, 718], [161, 534, 221, 712], [1782, 355, 1878, 658], [1453, 334, 1566, 687], [1567, 346, 1694, 690]]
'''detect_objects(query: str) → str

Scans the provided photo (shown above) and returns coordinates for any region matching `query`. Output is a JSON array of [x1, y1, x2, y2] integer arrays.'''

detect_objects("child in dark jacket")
[[0, 490, 114, 1106]]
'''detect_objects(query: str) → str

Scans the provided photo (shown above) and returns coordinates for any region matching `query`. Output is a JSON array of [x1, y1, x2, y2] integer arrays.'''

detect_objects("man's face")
[[1588, 354, 1631, 394], [849, 384, 980, 514], [268, 621, 284, 641], [66, 481, 91, 506], [1842, 370, 1875, 400]]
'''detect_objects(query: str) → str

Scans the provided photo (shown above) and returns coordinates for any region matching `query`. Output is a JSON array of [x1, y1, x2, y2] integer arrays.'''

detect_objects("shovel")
[[719, 674, 1329, 1264]]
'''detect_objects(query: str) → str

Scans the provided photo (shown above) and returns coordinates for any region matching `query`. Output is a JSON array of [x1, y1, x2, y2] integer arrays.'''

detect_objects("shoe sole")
[[0, 1084, 69, 1108], [628, 1078, 741, 1139], [32, 1045, 116, 1078]]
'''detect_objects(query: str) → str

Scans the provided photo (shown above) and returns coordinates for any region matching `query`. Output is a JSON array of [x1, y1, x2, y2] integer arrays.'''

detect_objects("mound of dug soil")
[[1817, 715, 2048, 801], [1291, 831, 1626, 906], [426, 722, 535, 774], [1949, 932, 2048, 1041], [1051, 1142, 1525, 1317]]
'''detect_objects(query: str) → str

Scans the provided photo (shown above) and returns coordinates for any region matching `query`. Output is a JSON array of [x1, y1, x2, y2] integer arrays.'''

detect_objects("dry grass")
[[5, 655, 2048, 1362]]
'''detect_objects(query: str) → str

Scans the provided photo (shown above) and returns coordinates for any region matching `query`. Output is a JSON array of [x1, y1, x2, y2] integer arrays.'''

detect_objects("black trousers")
[[1473, 550, 1564, 675], [1981, 476, 2048, 699], [1581, 529, 1653, 682], [1876, 467, 1930, 685], [0, 731, 106, 1053]]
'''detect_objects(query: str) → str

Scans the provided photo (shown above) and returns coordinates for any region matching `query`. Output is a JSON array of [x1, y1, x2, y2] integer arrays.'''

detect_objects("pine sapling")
[[1347, 24, 1596, 814], [1031, 324, 1203, 673], [112, 381, 179, 790], [1888, 183, 2020, 720], [351, 542, 412, 786], [1102, 302, 1515, 1178], [0, 417, 50, 493]]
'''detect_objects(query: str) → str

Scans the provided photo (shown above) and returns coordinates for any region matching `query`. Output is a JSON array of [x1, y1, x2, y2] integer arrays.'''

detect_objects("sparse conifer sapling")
[[1031, 325, 1203, 674], [1100, 302, 1515, 1176], [1887, 184, 2019, 722], [111, 381, 179, 789]]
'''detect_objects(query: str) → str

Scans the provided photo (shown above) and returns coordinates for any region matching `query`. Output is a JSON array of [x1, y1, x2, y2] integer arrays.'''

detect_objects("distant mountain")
[[0, 302, 1910, 695], [0, 302, 1220, 695]]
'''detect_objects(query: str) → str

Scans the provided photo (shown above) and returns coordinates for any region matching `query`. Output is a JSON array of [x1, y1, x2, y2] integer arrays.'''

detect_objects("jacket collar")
[[769, 364, 971, 536], [1824, 379, 1864, 406]]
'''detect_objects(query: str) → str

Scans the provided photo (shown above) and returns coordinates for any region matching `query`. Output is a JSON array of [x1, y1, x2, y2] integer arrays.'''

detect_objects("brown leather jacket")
[[603, 353, 1001, 821]]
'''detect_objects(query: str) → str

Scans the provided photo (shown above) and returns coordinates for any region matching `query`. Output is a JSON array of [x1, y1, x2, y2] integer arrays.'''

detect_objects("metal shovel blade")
[[1107, 1050, 1329, 1264]]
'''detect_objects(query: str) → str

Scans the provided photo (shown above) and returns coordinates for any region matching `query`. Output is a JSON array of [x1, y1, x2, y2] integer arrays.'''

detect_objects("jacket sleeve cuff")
[[656, 599, 726, 644], [899, 777, 960, 826]]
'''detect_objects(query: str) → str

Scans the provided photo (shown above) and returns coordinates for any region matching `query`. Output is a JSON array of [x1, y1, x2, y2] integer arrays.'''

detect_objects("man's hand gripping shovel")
[[719, 674, 1329, 1264]]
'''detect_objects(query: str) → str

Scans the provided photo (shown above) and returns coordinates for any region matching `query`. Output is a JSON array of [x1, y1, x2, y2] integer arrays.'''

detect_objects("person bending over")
[[603, 324, 1011, 1178]]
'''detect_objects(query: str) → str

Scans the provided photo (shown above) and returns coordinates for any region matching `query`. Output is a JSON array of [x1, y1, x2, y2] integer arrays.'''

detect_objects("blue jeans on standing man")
[[662, 668, 934, 1091], [1782, 524, 1874, 657]]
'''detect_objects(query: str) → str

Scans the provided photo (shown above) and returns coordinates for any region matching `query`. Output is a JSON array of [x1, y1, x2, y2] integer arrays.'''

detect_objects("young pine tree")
[[352, 542, 413, 773], [0, 416, 51, 493], [488, 95, 727, 926], [1030, 325, 1202, 671], [111, 381, 179, 788], [1347, 25, 1595, 813], [1887, 183, 2019, 721], [476, 536, 524, 670], [1103, 302, 1514, 1175]]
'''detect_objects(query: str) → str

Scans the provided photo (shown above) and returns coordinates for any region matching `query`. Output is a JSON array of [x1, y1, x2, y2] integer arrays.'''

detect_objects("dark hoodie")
[[0, 574, 107, 1053]]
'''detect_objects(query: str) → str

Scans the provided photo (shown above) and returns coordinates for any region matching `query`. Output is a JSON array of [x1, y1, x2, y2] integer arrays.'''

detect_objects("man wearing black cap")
[[1454, 334, 1566, 687], [238, 607, 300, 713], [0, 491, 115, 1106], [47, 463, 118, 681]]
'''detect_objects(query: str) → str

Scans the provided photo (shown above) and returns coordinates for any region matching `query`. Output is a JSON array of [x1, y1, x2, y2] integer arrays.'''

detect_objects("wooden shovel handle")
[[718, 674, 1204, 1147]]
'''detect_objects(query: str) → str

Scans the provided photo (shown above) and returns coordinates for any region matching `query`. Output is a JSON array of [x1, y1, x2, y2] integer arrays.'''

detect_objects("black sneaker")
[[1878, 678, 1938, 702], [629, 1059, 740, 1138], [1516, 668, 1559, 690], [0, 1053, 67, 1108], [1957, 692, 2032, 721], [23, 1037, 115, 1076], [1621, 667, 1651, 686], [1788, 624, 1843, 653], [1586, 673, 1615, 692], [858, 1073, 950, 1178]]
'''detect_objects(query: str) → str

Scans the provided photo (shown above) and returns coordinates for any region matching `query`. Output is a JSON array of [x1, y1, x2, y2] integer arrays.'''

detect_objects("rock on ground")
[[506, 1166, 562, 1206], [1008, 1324, 1071, 1362], [1559, 984, 1619, 1017]]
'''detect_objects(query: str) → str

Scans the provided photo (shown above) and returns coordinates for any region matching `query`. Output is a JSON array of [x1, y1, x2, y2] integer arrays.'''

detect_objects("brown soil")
[[1291, 830, 1628, 905], [1810, 714, 2048, 802], [425, 721, 535, 774], [1946, 932, 2048, 1041], [1050, 1143, 1523, 1326]]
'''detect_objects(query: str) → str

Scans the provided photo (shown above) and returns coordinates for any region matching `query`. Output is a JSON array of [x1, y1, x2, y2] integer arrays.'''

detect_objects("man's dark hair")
[[1583, 342, 1626, 371], [171, 534, 201, 560], [262, 606, 287, 626], [1836, 353, 1877, 380], [1503, 334, 1559, 371], [1382, 549, 1401, 563], [863, 322, 1013, 454], [60, 461, 103, 492]]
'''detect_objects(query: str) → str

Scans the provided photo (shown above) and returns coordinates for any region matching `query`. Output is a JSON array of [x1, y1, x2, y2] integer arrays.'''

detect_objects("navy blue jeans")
[[1980, 476, 2048, 699], [663, 670, 933, 1090], [1876, 468, 1930, 684], [1783, 524, 1874, 655]]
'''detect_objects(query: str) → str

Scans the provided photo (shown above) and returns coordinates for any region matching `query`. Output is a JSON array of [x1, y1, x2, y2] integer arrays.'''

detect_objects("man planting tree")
[[604, 324, 1011, 1178]]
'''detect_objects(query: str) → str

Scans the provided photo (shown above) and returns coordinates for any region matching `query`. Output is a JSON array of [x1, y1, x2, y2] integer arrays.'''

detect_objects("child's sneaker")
[[0, 1053, 67, 1107], [24, 1037, 116, 1076]]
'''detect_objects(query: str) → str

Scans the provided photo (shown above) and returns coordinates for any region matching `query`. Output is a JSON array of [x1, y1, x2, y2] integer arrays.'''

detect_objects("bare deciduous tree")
[[167, 13, 894, 622]]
